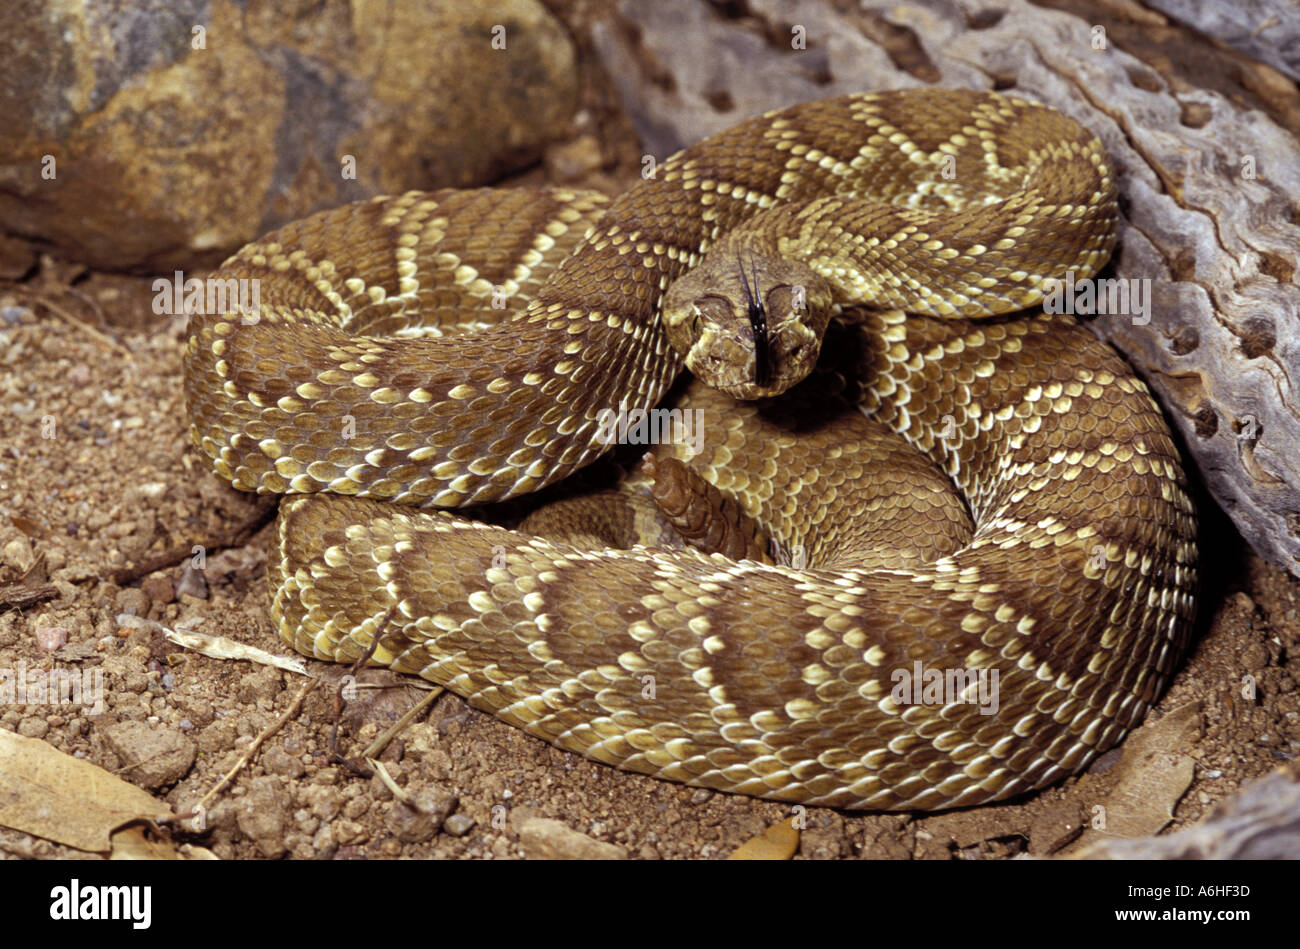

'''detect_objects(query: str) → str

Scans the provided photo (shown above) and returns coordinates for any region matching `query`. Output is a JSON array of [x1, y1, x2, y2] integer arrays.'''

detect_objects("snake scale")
[[184, 90, 1198, 811]]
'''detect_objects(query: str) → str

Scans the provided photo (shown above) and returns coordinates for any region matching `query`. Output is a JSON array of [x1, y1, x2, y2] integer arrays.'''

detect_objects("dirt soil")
[[0, 277, 1295, 860], [1, 3, 1297, 861]]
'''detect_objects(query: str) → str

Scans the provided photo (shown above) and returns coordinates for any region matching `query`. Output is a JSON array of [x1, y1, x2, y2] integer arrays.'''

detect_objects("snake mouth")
[[714, 381, 778, 400], [713, 377, 796, 401], [687, 320, 820, 400]]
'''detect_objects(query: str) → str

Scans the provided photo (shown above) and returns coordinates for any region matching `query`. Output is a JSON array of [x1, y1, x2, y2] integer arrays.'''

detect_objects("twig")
[[108, 496, 277, 586], [0, 581, 58, 609], [367, 759, 411, 806], [31, 296, 133, 359], [62, 284, 109, 328], [360, 684, 444, 761], [194, 674, 320, 814], [328, 608, 393, 776], [0, 552, 56, 609]]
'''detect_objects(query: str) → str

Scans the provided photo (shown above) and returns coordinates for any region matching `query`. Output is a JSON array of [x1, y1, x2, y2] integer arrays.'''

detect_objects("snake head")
[[662, 253, 833, 400]]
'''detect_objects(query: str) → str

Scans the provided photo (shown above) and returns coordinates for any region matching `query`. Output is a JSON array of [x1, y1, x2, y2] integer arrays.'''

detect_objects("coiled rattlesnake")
[[184, 90, 1198, 810]]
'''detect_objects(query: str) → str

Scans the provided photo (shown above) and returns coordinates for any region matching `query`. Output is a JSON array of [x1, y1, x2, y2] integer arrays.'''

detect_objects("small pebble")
[[35, 625, 68, 652], [115, 586, 150, 618], [2, 536, 34, 571], [141, 574, 174, 606], [443, 814, 475, 837], [176, 564, 208, 599]]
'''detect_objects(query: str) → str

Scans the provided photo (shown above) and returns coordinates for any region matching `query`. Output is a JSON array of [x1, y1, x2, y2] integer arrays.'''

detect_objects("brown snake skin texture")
[[184, 90, 1198, 810]]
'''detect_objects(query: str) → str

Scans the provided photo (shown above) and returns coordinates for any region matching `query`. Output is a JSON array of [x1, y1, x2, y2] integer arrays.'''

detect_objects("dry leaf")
[[109, 825, 216, 860], [1070, 766, 1300, 859], [0, 730, 171, 853], [727, 818, 800, 860], [9, 515, 42, 537], [116, 614, 309, 675], [1063, 701, 1202, 854]]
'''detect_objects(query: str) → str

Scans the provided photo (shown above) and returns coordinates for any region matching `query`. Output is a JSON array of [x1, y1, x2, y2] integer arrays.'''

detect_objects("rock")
[[0, 234, 35, 279], [302, 784, 342, 822], [34, 625, 67, 652], [1027, 804, 1085, 856], [1240, 642, 1270, 674], [114, 586, 150, 619], [332, 820, 368, 847], [2, 536, 34, 571], [140, 574, 175, 608], [235, 776, 290, 859], [195, 719, 236, 755], [517, 817, 628, 860], [443, 813, 475, 837], [174, 563, 207, 600], [0, 0, 576, 270], [385, 787, 456, 843], [798, 814, 852, 860], [311, 823, 335, 855], [17, 717, 49, 739], [102, 720, 197, 789], [262, 745, 306, 779], [237, 667, 282, 704], [0, 304, 33, 324]]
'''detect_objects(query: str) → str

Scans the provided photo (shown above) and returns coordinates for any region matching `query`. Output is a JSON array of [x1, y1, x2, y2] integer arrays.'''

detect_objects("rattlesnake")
[[184, 90, 1198, 810]]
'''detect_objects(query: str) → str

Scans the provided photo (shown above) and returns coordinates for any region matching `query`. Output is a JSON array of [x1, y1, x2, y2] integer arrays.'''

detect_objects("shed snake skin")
[[184, 90, 1198, 810]]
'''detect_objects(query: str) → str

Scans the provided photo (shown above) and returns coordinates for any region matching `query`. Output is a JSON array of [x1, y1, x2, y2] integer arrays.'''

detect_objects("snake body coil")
[[185, 90, 1198, 810]]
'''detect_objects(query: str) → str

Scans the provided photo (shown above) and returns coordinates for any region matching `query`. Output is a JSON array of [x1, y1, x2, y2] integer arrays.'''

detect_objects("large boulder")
[[0, 0, 577, 270]]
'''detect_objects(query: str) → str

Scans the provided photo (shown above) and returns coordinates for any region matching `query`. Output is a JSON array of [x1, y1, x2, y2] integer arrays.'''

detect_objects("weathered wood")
[[1068, 766, 1300, 858], [590, 0, 1300, 577], [1144, 0, 1300, 81]]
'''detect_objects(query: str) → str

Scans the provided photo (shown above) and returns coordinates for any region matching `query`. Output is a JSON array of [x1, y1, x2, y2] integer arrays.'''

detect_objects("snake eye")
[[691, 314, 701, 337]]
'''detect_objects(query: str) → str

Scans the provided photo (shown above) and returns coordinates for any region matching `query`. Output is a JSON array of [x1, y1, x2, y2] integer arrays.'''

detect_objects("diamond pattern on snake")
[[184, 90, 1197, 810]]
